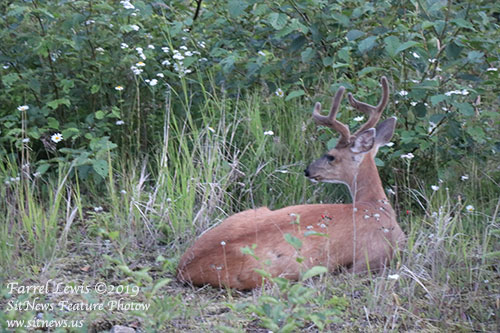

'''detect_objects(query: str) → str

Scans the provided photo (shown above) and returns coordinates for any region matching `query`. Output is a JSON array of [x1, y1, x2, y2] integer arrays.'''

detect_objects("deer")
[[177, 76, 405, 290]]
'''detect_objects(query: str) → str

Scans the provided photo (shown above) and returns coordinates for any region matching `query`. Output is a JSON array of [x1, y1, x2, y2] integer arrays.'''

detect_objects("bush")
[[1, 0, 499, 184]]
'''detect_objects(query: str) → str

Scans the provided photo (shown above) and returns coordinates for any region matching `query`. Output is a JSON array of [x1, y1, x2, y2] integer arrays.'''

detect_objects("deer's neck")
[[349, 154, 387, 204]]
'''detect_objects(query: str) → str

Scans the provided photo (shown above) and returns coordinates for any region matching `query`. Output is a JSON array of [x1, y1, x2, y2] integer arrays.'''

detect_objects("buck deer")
[[177, 76, 405, 290]]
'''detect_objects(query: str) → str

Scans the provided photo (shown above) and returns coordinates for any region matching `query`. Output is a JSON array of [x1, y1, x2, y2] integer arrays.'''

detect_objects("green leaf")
[[327, 137, 338, 149], [451, 18, 475, 30], [466, 126, 485, 143], [91, 84, 100, 94], [358, 66, 383, 77], [384, 36, 400, 58], [36, 164, 50, 176], [228, 0, 249, 18], [95, 110, 105, 120], [47, 117, 59, 129], [304, 231, 328, 237], [285, 90, 305, 101], [108, 231, 119, 240], [61, 127, 79, 139], [151, 278, 172, 296], [284, 233, 302, 250], [395, 41, 419, 54], [346, 29, 365, 41], [267, 12, 288, 30], [467, 51, 484, 64], [301, 266, 327, 281], [2, 73, 19, 86], [358, 36, 377, 54], [430, 94, 447, 105], [92, 159, 108, 179], [414, 103, 427, 118], [47, 98, 71, 110], [454, 102, 474, 116], [254, 268, 272, 279], [300, 47, 315, 63]]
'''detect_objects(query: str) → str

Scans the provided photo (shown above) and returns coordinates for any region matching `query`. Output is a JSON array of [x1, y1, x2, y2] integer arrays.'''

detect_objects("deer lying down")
[[177, 77, 405, 290]]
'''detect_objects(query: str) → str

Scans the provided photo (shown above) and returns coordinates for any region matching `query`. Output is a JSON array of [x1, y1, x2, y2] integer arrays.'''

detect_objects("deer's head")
[[305, 77, 396, 188]]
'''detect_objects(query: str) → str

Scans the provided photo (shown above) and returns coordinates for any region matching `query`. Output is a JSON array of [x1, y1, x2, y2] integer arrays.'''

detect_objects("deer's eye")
[[325, 154, 335, 162]]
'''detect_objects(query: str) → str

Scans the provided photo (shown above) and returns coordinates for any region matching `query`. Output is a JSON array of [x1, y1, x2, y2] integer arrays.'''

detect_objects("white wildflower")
[[162, 46, 170, 53], [136, 61, 145, 67], [17, 105, 29, 112], [156, 73, 164, 78], [51, 133, 63, 143], [263, 130, 274, 136], [412, 52, 420, 59], [410, 101, 417, 106], [385, 142, 394, 147], [173, 53, 185, 60], [465, 205, 474, 212], [258, 50, 266, 57], [388, 274, 400, 280], [120, 43, 129, 49], [130, 24, 140, 31], [149, 79, 158, 86], [220, 241, 226, 246], [461, 175, 469, 181], [431, 185, 439, 191], [199, 57, 208, 62], [184, 51, 193, 57], [96, 47, 105, 53], [94, 206, 103, 212], [353, 116, 365, 122], [275, 88, 284, 97], [130, 66, 142, 75], [115, 85, 124, 91], [147, 44, 155, 49], [401, 153, 414, 160], [120, 0, 135, 9], [486, 67, 498, 72], [197, 41, 206, 48], [179, 46, 188, 50], [428, 58, 437, 63], [116, 120, 125, 125], [161, 59, 171, 66], [22, 138, 30, 143], [398, 90, 409, 96]]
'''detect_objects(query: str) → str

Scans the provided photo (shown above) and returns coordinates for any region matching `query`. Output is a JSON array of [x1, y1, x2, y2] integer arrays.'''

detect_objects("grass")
[[0, 84, 499, 332]]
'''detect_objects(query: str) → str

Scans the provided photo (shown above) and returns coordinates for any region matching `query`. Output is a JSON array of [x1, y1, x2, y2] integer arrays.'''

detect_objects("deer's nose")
[[304, 168, 310, 177]]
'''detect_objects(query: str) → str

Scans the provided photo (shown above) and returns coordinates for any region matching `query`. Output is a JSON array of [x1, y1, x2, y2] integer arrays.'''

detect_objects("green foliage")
[[1, 0, 499, 186], [232, 233, 343, 332]]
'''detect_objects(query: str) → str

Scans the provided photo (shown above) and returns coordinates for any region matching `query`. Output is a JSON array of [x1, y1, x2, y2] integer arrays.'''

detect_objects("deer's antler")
[[312, 86, 351, 147], [348, 76, 389, 137]]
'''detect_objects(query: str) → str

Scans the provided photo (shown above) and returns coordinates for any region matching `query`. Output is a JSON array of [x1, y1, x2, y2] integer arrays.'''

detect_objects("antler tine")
[[348, 76, 390, 136], [312, 86, 351, 146]]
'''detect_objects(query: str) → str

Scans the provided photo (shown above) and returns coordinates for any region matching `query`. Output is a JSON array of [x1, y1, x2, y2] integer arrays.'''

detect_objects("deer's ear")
[[375, 117, 397, 145], [351, 128, 375, 153]]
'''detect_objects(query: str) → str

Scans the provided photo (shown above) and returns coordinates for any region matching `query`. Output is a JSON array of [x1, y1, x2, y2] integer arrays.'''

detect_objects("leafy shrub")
[[1, 0, 499, 185]]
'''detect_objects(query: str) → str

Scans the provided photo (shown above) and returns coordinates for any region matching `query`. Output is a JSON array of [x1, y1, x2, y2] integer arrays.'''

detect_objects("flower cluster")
[[445, 89, 469, 96]]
